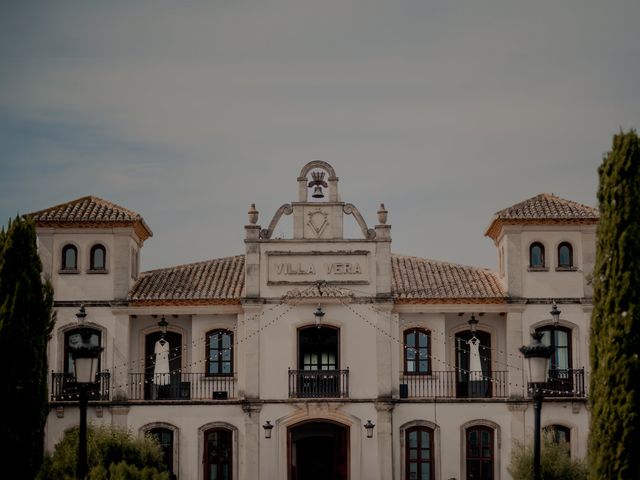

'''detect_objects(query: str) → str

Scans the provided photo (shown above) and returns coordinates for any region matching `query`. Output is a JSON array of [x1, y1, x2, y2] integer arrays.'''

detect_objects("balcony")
[[535, 368, 586, 398], [128, 373, 237, 401], [50, 372, 111, 401], [289, 369, 349, 398], [399, 371, 509, 399]]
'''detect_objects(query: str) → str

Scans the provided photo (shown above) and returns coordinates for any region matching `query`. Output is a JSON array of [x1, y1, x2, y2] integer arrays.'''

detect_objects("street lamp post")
[[519, 331, 554, 480], [70, 306, 103, 480]]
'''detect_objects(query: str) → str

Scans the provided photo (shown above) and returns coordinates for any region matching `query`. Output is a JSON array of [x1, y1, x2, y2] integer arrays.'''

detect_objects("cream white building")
[[34, 161, 598, 480]]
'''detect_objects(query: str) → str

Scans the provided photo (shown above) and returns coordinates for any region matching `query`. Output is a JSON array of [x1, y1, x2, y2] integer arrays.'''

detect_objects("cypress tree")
[[590, 129, 640, 479], [0, 216, 54, 480]]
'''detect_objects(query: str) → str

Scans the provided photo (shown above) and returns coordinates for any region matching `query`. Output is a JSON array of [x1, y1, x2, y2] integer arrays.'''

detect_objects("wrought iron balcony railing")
[[534, 368, 586, 397], [399, 370, 509, 399], [128, 372, 237, 401], [50, 372, 111, 401], [288, 368, 349, 398]]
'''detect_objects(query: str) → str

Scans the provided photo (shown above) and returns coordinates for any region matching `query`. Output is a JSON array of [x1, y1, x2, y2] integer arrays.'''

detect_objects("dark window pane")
[[91, 246, 105, 270], [63, 246, 77, 270], [531, 245, 543, 266], [208, 331, 233, 375], [409, 431, 417, 448], [558, 243, 573, 267]]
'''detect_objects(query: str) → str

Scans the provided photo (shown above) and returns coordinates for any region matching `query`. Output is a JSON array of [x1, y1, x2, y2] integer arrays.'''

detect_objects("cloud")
[[0, 0, 637, 269]]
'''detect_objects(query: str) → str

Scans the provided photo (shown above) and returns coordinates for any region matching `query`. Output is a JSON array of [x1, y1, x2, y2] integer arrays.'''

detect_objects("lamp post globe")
[[69, 313, 103, 480], [519, 331, 554, 480]]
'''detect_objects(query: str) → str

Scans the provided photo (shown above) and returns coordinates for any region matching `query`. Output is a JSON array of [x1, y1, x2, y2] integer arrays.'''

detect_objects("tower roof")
[[28, 195, 153, 241], [485, 193, 598, 240]]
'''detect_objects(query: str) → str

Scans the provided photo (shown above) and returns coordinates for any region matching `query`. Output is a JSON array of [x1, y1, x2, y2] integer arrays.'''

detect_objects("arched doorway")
[[288, 420, 349, 480], [455, 330, 492, 398], [145, 331, 182, 400], [204, 428, 232, 480], [293, 326, 345, 398]]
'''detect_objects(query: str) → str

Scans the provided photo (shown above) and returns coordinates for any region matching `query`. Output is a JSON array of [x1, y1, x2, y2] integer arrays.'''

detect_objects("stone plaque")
[[267, 251, 370, 284]]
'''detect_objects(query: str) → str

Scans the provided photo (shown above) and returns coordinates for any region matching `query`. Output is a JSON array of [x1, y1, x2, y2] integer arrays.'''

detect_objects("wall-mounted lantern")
[[314, 305, 325, 329], [550, 302, 561, 328], [158, 316, 168, 337], [263, 421, 274, 439], [468, 314, 479, 335], [364, 420, 375, 438]]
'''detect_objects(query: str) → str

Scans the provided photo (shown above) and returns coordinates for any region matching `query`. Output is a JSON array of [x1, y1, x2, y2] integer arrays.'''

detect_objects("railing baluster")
[[399, 371, 510, 400], [288, 369, 349, 398]]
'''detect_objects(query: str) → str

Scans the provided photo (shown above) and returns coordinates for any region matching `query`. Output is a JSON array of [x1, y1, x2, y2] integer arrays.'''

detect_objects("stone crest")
[[307, 208, 329, 238]]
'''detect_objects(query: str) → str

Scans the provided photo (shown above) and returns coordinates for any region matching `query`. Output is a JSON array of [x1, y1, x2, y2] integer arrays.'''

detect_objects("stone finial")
[[248, 204, 259, 225], [377, 203, 388, 225]]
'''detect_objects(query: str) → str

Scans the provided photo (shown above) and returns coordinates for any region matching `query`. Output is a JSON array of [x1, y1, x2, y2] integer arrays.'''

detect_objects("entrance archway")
[[288, 420, 349, 480]]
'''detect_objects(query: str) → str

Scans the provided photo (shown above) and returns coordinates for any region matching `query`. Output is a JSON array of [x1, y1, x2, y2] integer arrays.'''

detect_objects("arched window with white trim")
[[557, 242, 573, 269], [406, 426, 434, 480], [465, 425, 495, 480], [61, 244, 78, 271], [529, 242, 545, 269], [89, 244, 106, 271]]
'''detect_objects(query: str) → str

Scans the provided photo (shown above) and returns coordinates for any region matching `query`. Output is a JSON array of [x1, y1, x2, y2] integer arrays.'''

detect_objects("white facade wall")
[[40, 164, 593, 480]]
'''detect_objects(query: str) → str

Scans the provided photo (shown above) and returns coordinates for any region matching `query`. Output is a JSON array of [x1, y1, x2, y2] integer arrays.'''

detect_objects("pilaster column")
[[242, 304, 262, 399], [506, 310, 525, 398], [374, 223, 392, 297], [111, 311, 130, 401], [244, 224, 261, 298], [241, 402, 262, 480], [376, 304, 394, 398], [375, 401, 394, 480]]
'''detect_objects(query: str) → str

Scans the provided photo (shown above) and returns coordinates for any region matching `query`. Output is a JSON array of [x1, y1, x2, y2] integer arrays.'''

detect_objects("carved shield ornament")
[[307, 209, 329, 237]]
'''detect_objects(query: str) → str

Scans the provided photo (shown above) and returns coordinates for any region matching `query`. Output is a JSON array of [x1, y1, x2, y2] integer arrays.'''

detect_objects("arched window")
[[529, 242, 545, 268], [64, 328, 101, 375], [404, 328, 431, 374], [204, 428, 232, 480], [406, 426, 434, 480], [61, 244, 78, 271], [206, 330, 233, 375], [536, 326, 572, 371], [148, 427, 176, 479], [544, 424, 571, 446], [90, 244, 106, 271], [557, 242, 573, 268], [536, 326, 575, 395], [465, 426, 494, 479], [455, 330, 493, 398]]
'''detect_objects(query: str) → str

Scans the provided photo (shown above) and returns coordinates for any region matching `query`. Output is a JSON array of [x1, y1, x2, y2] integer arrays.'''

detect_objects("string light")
[[51, 282, 584, 399]]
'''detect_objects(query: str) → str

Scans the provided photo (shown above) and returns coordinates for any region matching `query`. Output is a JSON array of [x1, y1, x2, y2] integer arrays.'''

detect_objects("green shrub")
[[37, 425, 169, 480], [508, 432, 588, 480]]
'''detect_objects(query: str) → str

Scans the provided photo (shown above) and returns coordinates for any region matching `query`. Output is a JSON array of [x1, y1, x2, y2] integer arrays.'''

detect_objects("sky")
[[1, 0, 638, 271]]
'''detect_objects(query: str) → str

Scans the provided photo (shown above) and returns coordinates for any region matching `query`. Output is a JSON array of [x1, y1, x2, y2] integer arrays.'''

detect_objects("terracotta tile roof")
[[391, 254, 505, 301], [493, 193, 598, 220], [485, 193, 598, 240], [128, 253, 504, 303], [129, 255, 245, 303], [29, 195, 153, 241]]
